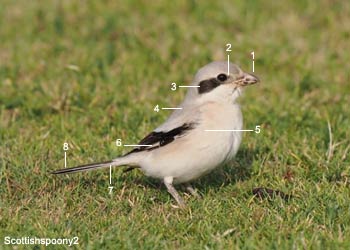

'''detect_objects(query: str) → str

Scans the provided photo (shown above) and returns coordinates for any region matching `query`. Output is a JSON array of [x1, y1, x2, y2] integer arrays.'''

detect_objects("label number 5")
[[255, 125, 261, 134]]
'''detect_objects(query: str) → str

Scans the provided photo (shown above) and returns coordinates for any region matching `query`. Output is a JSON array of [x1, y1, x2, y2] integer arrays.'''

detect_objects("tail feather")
[[51, 157, 134, 175]]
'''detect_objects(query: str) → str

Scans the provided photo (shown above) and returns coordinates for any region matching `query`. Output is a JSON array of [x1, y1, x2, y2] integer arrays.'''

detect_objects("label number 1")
[[251, 51, 255, 72]]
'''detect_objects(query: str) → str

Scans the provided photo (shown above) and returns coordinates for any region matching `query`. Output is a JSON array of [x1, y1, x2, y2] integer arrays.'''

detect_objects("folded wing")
[[124, 123, 195, 155]]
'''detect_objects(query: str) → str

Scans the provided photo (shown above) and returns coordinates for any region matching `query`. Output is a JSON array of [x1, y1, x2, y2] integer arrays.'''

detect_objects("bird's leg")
[[185, 184, 201, 198], [163, 176, 185, 207]]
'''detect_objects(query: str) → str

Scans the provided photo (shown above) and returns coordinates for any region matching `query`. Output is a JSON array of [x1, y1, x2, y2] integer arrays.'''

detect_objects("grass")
[[1, 0, 350, 249]]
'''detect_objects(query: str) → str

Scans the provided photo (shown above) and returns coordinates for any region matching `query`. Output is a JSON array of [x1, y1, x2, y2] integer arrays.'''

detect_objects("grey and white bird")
[[52, 61, 259, 207]]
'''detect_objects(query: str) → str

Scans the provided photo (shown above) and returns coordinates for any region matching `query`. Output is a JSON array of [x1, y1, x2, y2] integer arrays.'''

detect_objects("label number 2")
[[226, 43, 232, 52]]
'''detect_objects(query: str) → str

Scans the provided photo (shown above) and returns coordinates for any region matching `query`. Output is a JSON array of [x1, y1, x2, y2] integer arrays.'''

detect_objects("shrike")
[[52, 61, 259, 207]]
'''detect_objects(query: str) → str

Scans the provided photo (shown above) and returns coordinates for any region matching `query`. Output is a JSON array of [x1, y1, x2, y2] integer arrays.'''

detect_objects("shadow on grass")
[[194, 147, 256, 192]]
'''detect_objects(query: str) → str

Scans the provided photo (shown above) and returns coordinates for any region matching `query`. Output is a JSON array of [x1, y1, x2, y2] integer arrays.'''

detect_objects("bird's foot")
[[164, 176, 186, 208], [185, 184, 201, 198]]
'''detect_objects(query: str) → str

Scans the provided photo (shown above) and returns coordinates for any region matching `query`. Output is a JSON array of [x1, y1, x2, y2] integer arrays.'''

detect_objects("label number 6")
[[116, 139, 122, 146]]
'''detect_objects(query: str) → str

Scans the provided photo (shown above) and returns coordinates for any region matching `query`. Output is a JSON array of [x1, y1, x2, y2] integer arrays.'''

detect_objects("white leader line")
[[205, 129, 254, 132]]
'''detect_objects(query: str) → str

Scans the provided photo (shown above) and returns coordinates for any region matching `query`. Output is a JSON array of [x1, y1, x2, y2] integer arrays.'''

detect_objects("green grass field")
[[1, 0, 350, 249]]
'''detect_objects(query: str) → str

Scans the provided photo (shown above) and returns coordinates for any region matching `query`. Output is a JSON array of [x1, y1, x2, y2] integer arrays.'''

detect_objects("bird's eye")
[[217, 74, 228, 82]]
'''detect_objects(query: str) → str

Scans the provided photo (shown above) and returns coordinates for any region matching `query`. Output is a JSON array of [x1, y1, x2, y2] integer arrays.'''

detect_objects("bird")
[[51, 61, 259, 207]]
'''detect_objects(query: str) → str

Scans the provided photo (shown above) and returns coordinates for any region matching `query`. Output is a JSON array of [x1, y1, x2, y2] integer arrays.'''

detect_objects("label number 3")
[[171, 82, 176, 91]]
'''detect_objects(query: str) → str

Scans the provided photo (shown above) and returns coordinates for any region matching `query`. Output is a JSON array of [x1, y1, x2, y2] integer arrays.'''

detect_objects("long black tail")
[[51, 151, 142, 175], [51, 152, 141, 175], [51, 160, 114, 174]]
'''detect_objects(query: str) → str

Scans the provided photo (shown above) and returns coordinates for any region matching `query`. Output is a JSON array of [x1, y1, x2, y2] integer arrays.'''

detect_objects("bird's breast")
[[200, 102, 243, 160], [200, 102, 243, 130]]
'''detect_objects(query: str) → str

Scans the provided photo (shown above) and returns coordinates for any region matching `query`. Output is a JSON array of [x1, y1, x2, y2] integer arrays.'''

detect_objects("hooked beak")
[[236, 72, 259, 86]]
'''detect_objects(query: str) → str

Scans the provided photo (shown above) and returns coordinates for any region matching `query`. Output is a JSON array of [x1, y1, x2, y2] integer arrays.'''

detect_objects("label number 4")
[[154, 104, 159, 112]]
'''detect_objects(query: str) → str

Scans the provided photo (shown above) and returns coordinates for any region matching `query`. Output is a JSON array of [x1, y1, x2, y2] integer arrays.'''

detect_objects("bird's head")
[[185, 61, 259, 105]]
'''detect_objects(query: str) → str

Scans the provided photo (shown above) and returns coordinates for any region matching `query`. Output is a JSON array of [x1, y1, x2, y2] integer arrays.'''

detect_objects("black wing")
[[124, 123, 195, 156]]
